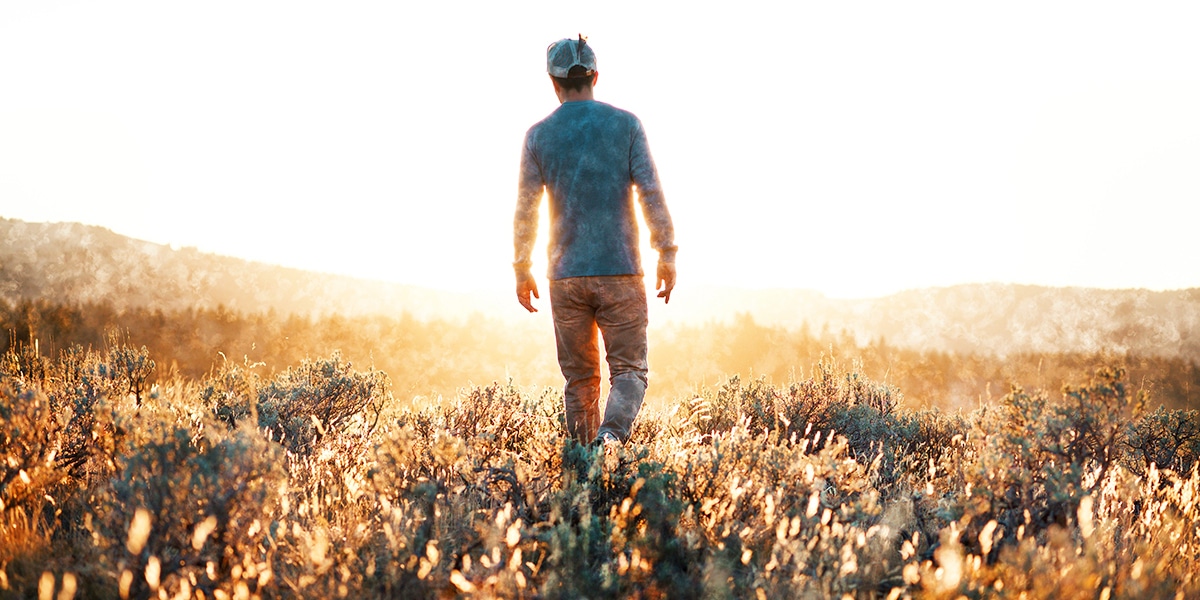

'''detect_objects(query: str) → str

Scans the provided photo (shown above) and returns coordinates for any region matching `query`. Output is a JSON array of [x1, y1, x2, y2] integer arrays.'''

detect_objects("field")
[[3, 321, 1200, 599]]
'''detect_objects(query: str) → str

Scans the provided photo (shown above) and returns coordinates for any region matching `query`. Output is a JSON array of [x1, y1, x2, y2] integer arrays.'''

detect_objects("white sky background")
[[1, 1, 1198, 299]]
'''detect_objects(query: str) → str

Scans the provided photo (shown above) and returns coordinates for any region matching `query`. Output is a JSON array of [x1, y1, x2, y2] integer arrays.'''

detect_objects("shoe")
[[592, 431, 621, 447]]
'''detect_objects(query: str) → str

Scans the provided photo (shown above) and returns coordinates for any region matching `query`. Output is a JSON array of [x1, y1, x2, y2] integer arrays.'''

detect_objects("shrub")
[[1124, 405, 1200, 476], [101, 330, 156, 407], [201, 357, 263, 428], [95, 417, 285, 600], [255, 352, 388, 454], [0, 385, 63, 529], [961, 368, 1140, 537]]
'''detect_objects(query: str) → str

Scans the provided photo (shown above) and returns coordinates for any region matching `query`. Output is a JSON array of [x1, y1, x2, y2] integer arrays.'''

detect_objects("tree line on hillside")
[[2, 299, 1197, 412]]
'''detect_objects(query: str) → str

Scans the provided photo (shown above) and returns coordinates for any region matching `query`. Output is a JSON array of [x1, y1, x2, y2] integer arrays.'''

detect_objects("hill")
[[0, 217, 495, 319], [689, 284, 1200, 362], [3, 217, 1199, 362]]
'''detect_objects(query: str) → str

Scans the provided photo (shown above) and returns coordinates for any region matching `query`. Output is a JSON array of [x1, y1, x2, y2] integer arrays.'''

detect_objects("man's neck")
[[557, 88, 594, 104]]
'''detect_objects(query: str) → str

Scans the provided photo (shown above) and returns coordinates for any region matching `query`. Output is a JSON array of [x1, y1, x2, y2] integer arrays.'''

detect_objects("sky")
[[1, 1, 1198, 299]]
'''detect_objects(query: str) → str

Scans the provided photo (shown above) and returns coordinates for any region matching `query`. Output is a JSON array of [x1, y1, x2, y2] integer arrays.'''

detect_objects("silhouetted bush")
[[255, 352, 387, 454], [1124, 405, 1200, 476]]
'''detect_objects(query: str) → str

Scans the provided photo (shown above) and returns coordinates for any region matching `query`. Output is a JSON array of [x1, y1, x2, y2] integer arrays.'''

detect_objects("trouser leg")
[[550, 278, 601, 443], [594, 276, 649, 442]]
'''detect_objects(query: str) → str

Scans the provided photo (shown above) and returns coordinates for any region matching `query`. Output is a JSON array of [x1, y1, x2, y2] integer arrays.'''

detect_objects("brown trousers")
[[549, 275, 649, 443]]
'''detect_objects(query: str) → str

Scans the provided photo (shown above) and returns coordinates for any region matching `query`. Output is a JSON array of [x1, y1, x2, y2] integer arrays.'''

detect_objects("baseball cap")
[[547, 35, 597, 78]]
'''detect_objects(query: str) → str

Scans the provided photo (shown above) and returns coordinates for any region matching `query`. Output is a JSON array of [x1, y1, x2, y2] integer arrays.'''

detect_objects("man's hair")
[[551, 65, 595, 93]]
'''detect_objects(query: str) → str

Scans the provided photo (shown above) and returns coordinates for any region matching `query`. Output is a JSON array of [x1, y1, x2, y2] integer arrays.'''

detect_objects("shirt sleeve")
[[513, 132, 543, 274], [630, 119, 677, 262]]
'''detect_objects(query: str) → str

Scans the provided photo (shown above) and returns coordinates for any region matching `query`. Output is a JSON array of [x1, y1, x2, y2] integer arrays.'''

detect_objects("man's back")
[[516, 101, 674, 281]]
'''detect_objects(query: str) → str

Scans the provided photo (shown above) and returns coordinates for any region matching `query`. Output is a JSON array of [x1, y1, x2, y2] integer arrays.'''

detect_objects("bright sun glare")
[[1, 1, 1198, 298]]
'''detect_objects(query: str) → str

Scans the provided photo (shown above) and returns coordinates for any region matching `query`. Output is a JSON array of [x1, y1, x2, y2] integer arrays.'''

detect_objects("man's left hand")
[[656, 260, 676, 304]]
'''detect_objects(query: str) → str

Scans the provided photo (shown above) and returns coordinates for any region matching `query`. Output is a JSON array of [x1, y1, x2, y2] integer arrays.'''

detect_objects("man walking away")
[[513, 35, 677, 447]]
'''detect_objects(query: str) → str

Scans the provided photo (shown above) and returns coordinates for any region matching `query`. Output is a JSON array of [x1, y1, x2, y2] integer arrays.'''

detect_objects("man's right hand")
[[656, 260, 676, 304], [516, 273, 540, 313]]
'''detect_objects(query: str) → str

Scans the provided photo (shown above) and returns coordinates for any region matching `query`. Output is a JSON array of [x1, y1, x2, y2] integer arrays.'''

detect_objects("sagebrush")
[[2, 337, 1198, 599]]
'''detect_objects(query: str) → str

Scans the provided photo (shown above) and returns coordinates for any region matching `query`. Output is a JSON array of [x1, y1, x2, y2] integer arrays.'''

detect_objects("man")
[[513, 35, 677, 447]]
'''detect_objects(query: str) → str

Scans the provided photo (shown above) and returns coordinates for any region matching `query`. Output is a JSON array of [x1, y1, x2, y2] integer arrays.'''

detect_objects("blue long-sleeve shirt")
[[514, 100, 676, 281]]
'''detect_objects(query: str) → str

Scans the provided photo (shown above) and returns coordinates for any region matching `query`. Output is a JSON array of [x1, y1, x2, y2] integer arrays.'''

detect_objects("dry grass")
[[2, 338, 1198, 599]]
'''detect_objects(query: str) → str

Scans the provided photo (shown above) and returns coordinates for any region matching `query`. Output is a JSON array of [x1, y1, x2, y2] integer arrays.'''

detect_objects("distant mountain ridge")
[[686, 284, 1200, 361], [0, 217, 494, 319], [3, 217, 1198, 362]]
